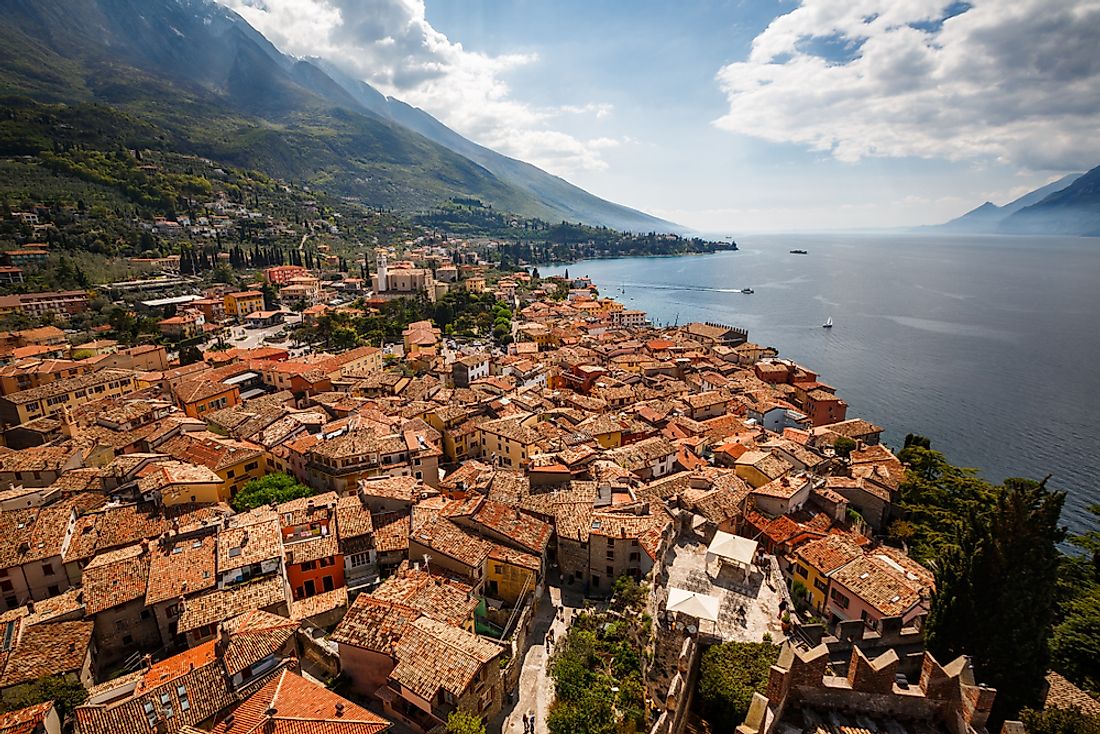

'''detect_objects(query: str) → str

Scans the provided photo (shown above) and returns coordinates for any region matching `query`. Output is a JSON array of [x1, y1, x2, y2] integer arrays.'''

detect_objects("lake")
[[540, 233, 1100, 533]]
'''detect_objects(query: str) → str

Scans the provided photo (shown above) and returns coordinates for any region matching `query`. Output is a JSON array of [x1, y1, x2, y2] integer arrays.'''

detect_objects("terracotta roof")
[[363, 512, 406, 555], [409, 516, 491, 570], [370, 564, 478, 628], [208, 669, 390, 734], [146, 534, 218, 605], [331, 595, 420, 654], [390, 616, 502, 700], [177, 576, 286, 634], [0, 620, 93, 688], [794, 534, 864, 575], [82, 544, 151, 615], [1043, 671, 1100, 716], [0, 701, 54, 734]]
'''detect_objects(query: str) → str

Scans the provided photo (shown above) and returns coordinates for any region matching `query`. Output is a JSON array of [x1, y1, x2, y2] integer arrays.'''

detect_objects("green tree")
[[611, 576, 647, 610], [925, 478, 1066, 725], [446, 709, 486, 734], [1051, 505, 1100, 694], [833, 436, 856, 458], [230, 472, 315, 512], [697, 642, 781, 728], [0, 674, 88, 718]]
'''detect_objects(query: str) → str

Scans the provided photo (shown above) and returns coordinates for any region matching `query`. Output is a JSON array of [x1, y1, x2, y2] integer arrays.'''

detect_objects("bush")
[[0, 675, 88, 718], [230, 472, 315, 512], [446, 709, 486, 734], [697, 642, 781, 728]]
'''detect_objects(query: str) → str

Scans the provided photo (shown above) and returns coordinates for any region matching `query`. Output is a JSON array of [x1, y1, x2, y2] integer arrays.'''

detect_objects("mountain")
[[932, 174, 1082, 233], [312, 60, 675, 232], [999, 165, 1100, 235], [0, 0, 677, 232]]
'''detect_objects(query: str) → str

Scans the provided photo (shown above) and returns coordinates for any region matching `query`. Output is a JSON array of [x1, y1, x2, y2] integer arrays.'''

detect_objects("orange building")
[[279, 495, 345, 601], [264, 265, 309, 285]]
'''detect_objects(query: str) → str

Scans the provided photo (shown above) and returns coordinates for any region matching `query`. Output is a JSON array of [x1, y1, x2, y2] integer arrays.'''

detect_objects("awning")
[[707, 530, 757, 569], [666, 587, 721, 623]]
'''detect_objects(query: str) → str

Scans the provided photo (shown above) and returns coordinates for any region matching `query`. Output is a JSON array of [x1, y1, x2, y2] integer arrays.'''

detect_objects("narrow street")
[[491, 583, 587, 734]]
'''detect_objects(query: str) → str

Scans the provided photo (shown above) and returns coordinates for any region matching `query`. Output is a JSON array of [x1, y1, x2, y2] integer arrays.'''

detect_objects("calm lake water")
[[541, 233, 1100, 533]]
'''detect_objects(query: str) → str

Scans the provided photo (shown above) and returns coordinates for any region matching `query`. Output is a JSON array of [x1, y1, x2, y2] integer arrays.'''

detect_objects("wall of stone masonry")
[[797, 615, 925, 679]]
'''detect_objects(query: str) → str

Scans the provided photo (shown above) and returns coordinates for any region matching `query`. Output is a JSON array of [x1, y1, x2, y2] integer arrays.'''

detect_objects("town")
[[0, 196, 1090, 734]]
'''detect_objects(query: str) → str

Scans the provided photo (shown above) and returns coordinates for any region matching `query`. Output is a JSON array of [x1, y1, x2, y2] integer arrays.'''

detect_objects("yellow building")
[[576, 414, 624, 449], [402, 320, 440, 354], [174, 377, 241, 418], [476, 414, 542, 468], [486, 547, 539, 606], [158, 433, 266, 500], [0, 369, 139, 426], [136, 460, 225, 506], [224, 290, 265, 320], [789, 534, 863, 612]]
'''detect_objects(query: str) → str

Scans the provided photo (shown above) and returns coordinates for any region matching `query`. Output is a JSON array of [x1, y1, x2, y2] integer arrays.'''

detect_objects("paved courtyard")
[[662, 539, 787, 642]]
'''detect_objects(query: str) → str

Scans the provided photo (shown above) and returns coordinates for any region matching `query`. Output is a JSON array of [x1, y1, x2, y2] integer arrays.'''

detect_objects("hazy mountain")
[[312, 59, 676, 232], [0, 0, 677, 231], [999, 165, 1100, 236], [932, 174, 1082, 233]]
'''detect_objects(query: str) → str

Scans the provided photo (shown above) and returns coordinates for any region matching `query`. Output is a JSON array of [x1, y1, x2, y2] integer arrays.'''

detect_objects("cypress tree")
[[926, 477, 1065, 726]]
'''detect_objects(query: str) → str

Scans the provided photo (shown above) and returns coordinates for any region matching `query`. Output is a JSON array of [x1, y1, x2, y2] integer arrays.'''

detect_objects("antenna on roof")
[[423, 553, 432, 575]]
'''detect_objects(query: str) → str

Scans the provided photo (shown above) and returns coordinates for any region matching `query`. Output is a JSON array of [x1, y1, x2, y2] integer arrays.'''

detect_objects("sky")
[[217, 0, 1100, 233]]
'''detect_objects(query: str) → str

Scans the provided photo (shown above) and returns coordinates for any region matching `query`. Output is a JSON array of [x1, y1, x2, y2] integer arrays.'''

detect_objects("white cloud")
[[217, 0, 619, 174], [714, 0, 1100, 170]]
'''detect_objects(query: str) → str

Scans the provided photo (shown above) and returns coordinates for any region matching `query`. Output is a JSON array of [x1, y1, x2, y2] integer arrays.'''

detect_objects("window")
[[860, 610, 878, 629], [814, 578, 828, 592], [226, 470, 235, 478], [159, 692, 175, 718], [177, 685, 190, 711], [493, 564, 503, 575], [144, 701, 157, 728], [606, 565, 614, 576], [47, 584, 60, 596], [0, 581, 11, 592], [349, 552, 370, 567], [300, 561, 316, 571], [245, 462, 258, 471], [830, 589, 850, 609], [123, 634, 134, 645], [794, 564, 808, 578]]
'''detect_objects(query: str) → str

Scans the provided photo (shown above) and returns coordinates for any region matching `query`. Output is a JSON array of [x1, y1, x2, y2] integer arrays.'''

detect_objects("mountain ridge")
[[0, 0, 678, 233], [930, 174, 1083, 234]]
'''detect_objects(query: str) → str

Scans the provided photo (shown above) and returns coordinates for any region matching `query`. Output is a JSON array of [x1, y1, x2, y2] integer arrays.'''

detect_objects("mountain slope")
[[933, 174, 1082, 233], [0, 0, 676, 232], [999, 165, 1100, 235], [313, 59, 677, 232]]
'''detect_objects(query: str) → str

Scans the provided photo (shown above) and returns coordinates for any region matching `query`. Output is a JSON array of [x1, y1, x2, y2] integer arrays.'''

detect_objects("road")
[[491, 583, 588, 734], [220, 313, 302, 351]]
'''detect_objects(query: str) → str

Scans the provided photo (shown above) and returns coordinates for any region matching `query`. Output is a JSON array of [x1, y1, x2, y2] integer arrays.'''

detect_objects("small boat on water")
[[741, 288, 754, 294], [822, 317, 834, 328], [790, 249, 808, 255]]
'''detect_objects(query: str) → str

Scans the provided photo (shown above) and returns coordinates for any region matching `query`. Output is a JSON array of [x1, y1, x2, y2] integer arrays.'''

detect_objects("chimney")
[[335, 702, 345, 717]]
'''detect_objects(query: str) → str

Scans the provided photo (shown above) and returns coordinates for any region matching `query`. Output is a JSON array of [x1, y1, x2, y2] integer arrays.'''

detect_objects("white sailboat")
[[822, 316, 833, 328]]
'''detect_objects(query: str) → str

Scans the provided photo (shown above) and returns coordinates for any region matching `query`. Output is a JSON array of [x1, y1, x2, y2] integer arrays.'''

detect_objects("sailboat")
[[822, 317, 834, 329]]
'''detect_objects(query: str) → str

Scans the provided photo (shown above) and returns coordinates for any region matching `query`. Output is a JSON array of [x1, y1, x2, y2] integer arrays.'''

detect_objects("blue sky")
[[222, 0, 1100, 232]]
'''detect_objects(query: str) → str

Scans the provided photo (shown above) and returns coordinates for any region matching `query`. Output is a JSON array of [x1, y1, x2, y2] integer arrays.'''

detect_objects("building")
[[452, 354, 490, 388], [223, 291, 265, 320], [0, 267, 24, 285], [0, 249, 48, 268], [0, 291, 89, 320], [264, 264, 309, 285], [158, 311, 205, 340], [244, 310, 284, 329], [174, 377, 241, 418], [0, 369, 139, 426], [789, 534, 865, 612]]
